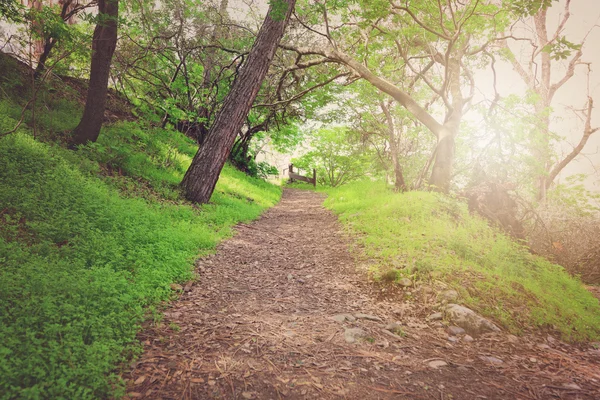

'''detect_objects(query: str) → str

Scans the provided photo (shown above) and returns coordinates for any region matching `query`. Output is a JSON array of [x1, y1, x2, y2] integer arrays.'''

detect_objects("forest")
[[1, 0, 600, 398]]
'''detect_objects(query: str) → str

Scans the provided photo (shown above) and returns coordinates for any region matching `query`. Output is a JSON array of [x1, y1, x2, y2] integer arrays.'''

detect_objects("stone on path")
[[398, 278, 413, 287], [447, 326, 466, 336], [428, 360, 448, 368], [332, 313, 356, 323], [445, 304, 500, 335], [344, 328, 367, 343], [354, 313, 383, 322], [438, 289, 459, 302], [479, 355, 503, 364], [427, 312, 443, 321]]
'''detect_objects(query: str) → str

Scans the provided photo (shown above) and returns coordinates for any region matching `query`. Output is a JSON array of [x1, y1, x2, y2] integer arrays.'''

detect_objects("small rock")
[[537, 343, 550, 349], [385, 323, 403, 334], [428, 360, 448, 368], [399, 278, 413, 287], [306, 275, 313, 279], [479, 355, 503, 364], [207, 380, 216, 386], [241, 392, 254, 399], [447, 326, 466, 336], [332, 313, 356, 323], [529, 357, 537, 363], [507, 334, 519, 344], [170, 283, 183, 291], [447, 336, 459, 343], [287, 274, 293, 281], [297, 278, 306, 284], [563, 383, 582, 390], [463, 335, 474, 342], [344, 328, 366, 343], [438, 289, 459, 302], [427, 312, 443, 321], [354, 313, 383, 322], [445, 304, 500, 335]]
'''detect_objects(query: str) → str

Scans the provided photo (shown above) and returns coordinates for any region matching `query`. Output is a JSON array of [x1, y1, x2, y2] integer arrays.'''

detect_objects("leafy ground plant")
[[0, 105, 280, 398], [323, 180, 600, 342]]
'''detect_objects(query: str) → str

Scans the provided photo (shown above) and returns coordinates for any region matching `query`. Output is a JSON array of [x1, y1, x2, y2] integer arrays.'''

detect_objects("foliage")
[[0, 98, 281, 398], [293, 127, 372, 187], [323, 180, 600, 341]]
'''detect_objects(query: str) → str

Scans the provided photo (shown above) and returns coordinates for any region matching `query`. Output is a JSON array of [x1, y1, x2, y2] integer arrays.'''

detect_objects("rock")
[[447, 326, 466, 336], [506, 334, 519, 344], [479, 355, 503, 364], [287, 274, 293, 281], [428, 360, 448, 368], [399, 278, 413, 287], [447, 336, 459, 343], [241, 392, 254, 399], [344, 328, 366, 343], [332, 313, 356, 323], [438, 289, 459, 302], [563, 383, 582, 390], [354, 313, 383, 322], [427, 312, 443, 321], [170, 283, 183, 291], [445, 304, 500, 335], [463, 335, 474, 342], [385, 323, 403, 335]]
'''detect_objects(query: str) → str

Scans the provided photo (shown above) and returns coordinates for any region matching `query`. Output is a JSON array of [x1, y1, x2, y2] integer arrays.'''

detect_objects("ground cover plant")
[[0, 100, 281, 399], [322, 181, 600, 342]]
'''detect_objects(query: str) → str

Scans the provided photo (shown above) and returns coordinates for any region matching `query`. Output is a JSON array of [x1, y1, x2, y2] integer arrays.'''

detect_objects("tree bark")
[[181, 0, 296, 204], [380, 101, 406, 191], [70, 0, 118, 146]]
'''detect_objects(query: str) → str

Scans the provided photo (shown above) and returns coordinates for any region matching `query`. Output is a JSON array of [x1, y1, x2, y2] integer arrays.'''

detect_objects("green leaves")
[[542, 36, 582, 60], [268, 0, 290, 22], [510, 0, 556, 17]]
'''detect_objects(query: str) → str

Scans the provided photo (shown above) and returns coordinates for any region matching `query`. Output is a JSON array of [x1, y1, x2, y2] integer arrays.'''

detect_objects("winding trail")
[[125, 189, 600, 399]]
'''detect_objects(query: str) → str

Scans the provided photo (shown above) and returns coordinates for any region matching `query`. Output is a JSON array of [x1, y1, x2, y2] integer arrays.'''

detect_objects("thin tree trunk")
[[71, 0, 118, 146], [181, 0, 296, 204], [380, 101, 406, 191]]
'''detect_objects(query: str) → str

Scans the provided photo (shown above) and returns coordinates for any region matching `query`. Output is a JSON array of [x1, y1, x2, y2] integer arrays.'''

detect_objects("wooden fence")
[[287, 164, 316, 187]]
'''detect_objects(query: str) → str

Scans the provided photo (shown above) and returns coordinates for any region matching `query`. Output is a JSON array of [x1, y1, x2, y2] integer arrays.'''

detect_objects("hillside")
[[0, 53, 281, 398]]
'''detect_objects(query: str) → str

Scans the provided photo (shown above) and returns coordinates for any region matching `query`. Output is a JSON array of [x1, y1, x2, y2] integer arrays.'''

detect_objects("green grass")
[[0, 102, 281, 398], [322, 180, 600, 342]]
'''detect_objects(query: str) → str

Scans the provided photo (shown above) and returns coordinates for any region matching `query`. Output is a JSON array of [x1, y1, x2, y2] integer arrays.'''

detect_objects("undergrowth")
[[0, 94, 281, 398], [323, 181, 600, 342]]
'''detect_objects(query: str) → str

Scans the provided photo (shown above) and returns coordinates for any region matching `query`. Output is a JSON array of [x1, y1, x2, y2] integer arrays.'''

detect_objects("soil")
[[124, 189, 600, 399]]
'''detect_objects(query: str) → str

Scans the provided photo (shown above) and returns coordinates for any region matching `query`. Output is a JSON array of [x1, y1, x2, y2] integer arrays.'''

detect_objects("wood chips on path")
[[125, 189, 600, 399]]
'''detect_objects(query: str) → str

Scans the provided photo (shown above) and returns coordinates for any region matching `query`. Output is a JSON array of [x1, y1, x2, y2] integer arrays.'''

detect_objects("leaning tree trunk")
[[181, 0, 296, 204], [71, 0, 118, 146]]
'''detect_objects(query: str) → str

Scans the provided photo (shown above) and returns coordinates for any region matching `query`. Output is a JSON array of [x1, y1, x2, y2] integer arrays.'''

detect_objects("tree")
[[181, 0, 296, 204], [293, 127, 371, 187], [287, 0, 509, 192], [501, 0, 598, 201], [71, 0, 118, 146]]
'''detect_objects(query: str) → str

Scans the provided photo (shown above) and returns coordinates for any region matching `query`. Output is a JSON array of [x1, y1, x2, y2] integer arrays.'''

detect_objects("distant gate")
[[287, 164, 316, 187]]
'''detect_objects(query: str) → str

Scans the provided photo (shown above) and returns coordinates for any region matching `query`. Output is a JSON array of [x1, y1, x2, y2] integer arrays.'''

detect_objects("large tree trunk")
[[429, 129, 455, 192], [181, 0, 296, 204], [71, 0, 118, 146]]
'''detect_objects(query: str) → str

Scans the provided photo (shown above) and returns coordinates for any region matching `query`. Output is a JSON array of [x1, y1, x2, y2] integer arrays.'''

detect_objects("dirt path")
[[125, 189, 600, 399]]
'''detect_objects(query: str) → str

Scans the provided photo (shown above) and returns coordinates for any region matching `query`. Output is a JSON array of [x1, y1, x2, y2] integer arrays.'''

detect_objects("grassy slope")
[[322, 181, 600, 342], [0, 77, 281, 397]]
